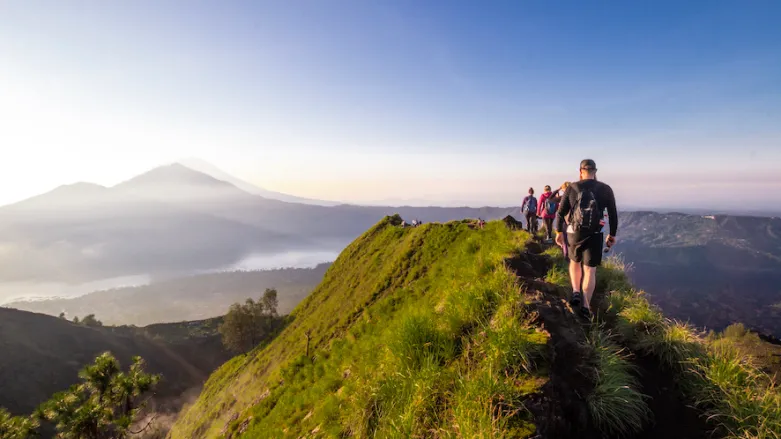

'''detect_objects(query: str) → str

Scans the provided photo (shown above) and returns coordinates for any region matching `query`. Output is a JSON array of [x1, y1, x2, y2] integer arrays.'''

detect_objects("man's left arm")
[[604, 185, 618, 238]]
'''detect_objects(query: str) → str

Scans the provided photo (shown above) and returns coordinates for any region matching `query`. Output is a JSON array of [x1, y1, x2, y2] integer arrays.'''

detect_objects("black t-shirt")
[[555, 179, 618, 236]]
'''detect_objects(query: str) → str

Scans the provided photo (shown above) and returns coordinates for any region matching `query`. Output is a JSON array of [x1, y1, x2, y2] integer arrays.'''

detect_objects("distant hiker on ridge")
[[537, 185, 558, 243], [553, 182, 571, 257], [521, 188, 538, 234], [555, 159, 617, 319]]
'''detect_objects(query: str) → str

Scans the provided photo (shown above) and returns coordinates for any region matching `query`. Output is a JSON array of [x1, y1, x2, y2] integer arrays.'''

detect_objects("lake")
[[0, 249, 341, 305]]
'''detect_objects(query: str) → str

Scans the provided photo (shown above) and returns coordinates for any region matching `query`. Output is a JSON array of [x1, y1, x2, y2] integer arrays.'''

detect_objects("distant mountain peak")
[[51, 182, 109, 194], [115, 163, 236, 189], [3, 182, 111, 210], [177, 158, 340, 206]]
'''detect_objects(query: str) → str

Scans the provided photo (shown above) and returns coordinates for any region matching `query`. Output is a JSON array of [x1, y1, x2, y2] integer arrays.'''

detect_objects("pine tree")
[[37, 352, 159, 439]]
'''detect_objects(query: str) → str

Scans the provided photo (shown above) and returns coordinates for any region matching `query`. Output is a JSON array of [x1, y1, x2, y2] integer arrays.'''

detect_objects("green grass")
[[170, 218, 780, 439], [601, 265, 781, 439], [585, 329, 650, 436], [169, 217, 545, 438]]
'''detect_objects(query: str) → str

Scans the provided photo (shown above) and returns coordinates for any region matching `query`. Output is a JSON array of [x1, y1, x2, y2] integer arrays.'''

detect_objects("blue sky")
[[0, 1, 779, 208]]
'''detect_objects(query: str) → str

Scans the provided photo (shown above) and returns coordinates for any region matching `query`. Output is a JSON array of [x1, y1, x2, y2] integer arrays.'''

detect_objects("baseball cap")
[[580, 159, 597, 171]]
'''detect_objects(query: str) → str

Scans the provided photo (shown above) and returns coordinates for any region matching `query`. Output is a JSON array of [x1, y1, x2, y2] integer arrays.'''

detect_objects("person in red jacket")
[[537, 185, 558, 241]]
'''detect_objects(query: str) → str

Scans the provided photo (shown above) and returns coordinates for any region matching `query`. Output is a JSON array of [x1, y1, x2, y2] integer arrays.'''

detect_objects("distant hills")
[[0, 162, 513, 285], [0, 307, 231, 416], [617, 211, 781, 337]]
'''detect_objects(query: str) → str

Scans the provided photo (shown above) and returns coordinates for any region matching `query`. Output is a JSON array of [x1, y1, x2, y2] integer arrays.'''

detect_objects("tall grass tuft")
[[390, 314, 455, 371], [634, 320, 704, 370], [693, 345, 781, 439], [586, 329, 651, 437]]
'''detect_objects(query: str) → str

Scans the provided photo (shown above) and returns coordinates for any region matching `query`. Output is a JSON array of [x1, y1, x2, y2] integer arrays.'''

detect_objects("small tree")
[[37, 352, 159, 439], [261, 288, 279, 317], [59, 312, 67, 319], [80, 314, 103, 327], [219, 289, 281, 353]]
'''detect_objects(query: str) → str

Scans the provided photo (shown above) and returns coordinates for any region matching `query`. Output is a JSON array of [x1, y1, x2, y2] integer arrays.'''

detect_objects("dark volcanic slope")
[[617, 211, 781, 337], [0, 308, 231, 415]]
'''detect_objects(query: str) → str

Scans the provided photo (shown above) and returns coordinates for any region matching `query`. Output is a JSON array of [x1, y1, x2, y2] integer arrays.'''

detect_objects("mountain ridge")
[[168, 216, 781, 438]]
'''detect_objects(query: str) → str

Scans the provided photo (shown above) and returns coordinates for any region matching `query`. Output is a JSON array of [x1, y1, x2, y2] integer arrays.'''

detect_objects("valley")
[[0, 307, 232, 416], [7, 264, 330, 326]]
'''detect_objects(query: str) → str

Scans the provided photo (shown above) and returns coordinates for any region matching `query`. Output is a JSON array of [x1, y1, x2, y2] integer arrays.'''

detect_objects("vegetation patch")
[[601, 259, 781, 439], [585, 329, 650, 436]]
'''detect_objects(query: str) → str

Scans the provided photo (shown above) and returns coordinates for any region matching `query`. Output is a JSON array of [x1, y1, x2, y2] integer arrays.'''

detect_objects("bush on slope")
[[170, 217, 550, 438]]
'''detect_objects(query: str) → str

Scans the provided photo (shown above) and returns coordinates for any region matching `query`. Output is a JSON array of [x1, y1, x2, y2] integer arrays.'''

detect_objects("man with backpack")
[[554, 159, 618, 319], [537, 185, 558, 242], [521, 188, 538, 234]]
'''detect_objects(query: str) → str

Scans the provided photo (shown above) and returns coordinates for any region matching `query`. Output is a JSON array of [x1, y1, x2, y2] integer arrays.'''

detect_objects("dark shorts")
[[567, 232, 604, 267]]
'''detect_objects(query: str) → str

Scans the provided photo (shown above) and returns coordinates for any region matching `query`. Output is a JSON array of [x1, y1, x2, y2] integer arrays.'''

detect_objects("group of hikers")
[[522, 158, 618, 319], [400, 219, 424, 228], [521, 182, 571, 241], [397, 159, 618, 319]]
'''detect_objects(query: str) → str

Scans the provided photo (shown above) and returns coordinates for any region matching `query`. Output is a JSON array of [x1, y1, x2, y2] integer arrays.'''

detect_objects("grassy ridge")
[[170, 217, 549, 438], [171, 217, 780, 439]]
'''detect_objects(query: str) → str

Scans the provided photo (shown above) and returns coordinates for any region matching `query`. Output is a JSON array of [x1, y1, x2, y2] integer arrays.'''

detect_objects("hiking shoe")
[[579, 307, 592, 320], [569, 292, 582, 308]]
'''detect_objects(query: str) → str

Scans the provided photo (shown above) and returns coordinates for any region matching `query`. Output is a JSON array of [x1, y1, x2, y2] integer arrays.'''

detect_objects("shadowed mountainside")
[[616, 211, 781, 337], [0, 307, 232, 416]]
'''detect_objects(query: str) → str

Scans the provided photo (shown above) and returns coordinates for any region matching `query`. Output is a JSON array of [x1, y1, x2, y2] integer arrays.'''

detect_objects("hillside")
[[170, 216, 780, 439], [0, 308, 232, 416], [6, 265, 329, 325]]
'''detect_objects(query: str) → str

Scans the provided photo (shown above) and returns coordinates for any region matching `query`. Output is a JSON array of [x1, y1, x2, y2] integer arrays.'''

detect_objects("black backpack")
[[570, 184, 602, 234]]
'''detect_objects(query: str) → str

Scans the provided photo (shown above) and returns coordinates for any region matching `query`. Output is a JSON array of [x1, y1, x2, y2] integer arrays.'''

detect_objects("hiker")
[[552, 181, 570, 201], [412, 219, 418, 227], [537, 185, 558, 242], [477, 218, 486, 229], [521, 188, 538, 234], [554, 182, 571, 257], [554, 159, 617, 319]]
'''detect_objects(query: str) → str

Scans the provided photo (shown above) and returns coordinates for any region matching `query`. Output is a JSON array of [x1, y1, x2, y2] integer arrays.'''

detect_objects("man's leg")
[[581, 233, 604, 311], [569, 259, 583, 294], [582, 266, 597, 310], [545, 218, 554, 240]]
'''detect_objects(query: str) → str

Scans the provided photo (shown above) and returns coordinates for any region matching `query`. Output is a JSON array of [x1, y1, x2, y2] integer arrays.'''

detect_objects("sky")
[[0, 1, 779, 209]]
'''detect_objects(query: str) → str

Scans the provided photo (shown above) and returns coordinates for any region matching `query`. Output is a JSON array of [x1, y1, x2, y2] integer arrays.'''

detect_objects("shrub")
[[634, 320, 703, 370]]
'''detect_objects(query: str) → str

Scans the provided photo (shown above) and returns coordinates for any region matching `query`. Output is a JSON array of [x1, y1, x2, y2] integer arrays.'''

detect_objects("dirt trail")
[[505, 238, 600, 439], [503, 222, 710, 439]]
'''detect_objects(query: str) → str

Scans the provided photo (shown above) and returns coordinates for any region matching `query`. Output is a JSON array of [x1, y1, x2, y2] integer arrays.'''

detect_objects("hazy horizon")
[[1, 1, 779, 210]]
